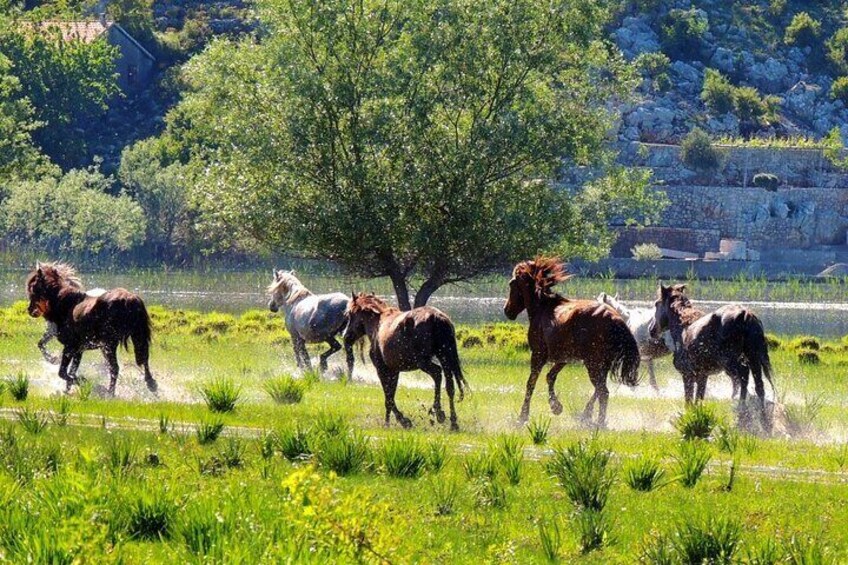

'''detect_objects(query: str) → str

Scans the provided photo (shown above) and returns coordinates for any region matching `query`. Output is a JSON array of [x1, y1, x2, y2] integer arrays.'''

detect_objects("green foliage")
[[425, 439, 448, 473], [733, 86, 770, 123], [675, 440, 711, 488], [15, 407, 48, 434], [631, 243, 663, 261], [575, 509, 611, 553], [660, 8, 709, 59], [680, 128, 722, 172], [831, 76, 848, 103], [674, 403, 720, 441], [430, 479, 459, 516], [277, 424, 312, 461], [797, 349, 821, 365], [195, 417, 225, 444], [546, 440, 615, 511], [216, 437, 246, 469], [106, 0, 156, 52], [2, 168, 146, 254], [827, 27, 848, 73], [106, 436, 138, 475], [463, 449, 498, 481], [526, 416, 551, 445], [6, 372, 28, 401], [264, 375, 305, 404], [790, 336, 821, 350], [753, 173, 780, 191], [623, 456, 665, 492], [538, 517, 562, 562], [671, 514, 742, 564], [495, 435, 524, 486], [313, 430, 372, 476], [380, 436, 427, 478], [634, 51, 671, 91], [702, 69, 736, 114], [171, 0, 656, 307], [200, 377, 242, 413], [123, 490, 178, 540], [473, 478, 508, 510], [785, 12, 821, 48]]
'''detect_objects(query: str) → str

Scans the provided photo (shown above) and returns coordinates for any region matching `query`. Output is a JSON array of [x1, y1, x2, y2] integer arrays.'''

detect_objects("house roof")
[[23, 19, 155, 62]]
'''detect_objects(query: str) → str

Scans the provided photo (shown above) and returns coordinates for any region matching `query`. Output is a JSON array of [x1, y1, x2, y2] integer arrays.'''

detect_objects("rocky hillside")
[[612, 0, 848, 143]]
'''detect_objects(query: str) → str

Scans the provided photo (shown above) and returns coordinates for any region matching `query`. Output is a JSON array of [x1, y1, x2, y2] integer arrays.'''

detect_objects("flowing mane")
[[267, 271, 313, 305], [26, 262, 83, 293], [513, 256, 572, 296], [348, 292, 393, 315], [663, 285, 704, 326]]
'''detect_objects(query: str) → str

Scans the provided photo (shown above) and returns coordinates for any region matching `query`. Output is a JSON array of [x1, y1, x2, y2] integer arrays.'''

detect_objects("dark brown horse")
[[343, 293, 468, 430], [26, 262, 156, 395], [504, 258, 640, 428], [649, 284, 774, 430]]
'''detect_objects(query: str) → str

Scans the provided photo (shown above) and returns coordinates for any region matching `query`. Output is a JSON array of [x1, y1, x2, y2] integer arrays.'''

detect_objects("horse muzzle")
[[503, 304, 519, 321], [28, 299, 48, 318], [268, 301, 279, 313]]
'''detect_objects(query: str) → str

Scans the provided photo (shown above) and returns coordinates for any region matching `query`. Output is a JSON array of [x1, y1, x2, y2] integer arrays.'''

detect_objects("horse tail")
[[742, 311, 776, 399], [130, 299, 153, 366], [608, 318, 641, 387], [438, 320, 469, 401]]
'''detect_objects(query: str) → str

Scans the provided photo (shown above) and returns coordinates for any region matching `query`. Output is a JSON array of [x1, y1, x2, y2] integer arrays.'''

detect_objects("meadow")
[[0, 301, 847, 563]]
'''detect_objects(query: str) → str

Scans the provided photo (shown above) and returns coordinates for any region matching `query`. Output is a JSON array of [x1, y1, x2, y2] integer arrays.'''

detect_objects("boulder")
[[749, 57, 789, 93], [710, 47, 735, 74], [614, 16, 661, 59]]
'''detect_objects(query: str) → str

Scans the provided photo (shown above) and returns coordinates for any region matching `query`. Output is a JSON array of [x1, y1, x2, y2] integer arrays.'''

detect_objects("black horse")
[[26, 262, 157, 395]]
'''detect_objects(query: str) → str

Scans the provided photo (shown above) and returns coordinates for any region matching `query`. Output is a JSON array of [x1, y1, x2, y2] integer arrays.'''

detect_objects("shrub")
[[6, 372, 29, 402], [783, 536, 831, 564], [277, 424, 312, 461], [680, 128, 722, 172], [199, 377, 242, 413], [527, 416, 551, 445], [675, 440, 711, 488], [785, 12, 821, 48], [635, 51, 671, 91], [313, 430, 372, 475], [661, 8, 709, 59], [380, 436, 427, 478], [672, 514, 742, 564], [752, 173, 780, 191], [797, 349, 820, 365], [631, 243, 663, 261], [264, 375, 305, 404], [790, 336, 820, 350], [702, 69, 735, 114], [195, 417, 225, 444], [827, 27, 848, 73], [624, 456, 665, 492], [714, 425, 740, 455], [831, 76, 848, 103], [733, 86, 769, 123], [546, 440, 615, 511], [77, 379, 94, 401], [674, 403, 719, 440]]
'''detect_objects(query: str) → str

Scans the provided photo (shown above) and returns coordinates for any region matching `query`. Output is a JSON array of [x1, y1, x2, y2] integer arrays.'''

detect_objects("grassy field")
[[0, 302, 847, 563]]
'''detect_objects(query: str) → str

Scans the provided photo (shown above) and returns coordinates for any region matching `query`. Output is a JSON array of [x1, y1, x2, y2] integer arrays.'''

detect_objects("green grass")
[[199, 377, 242, 413], [263, 375, 306, 404]]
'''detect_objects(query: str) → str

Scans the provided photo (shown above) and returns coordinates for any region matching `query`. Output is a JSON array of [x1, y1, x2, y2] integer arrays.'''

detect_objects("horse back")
[[288, 292, 349, 341], [378, 307, 454, 370], [70, 288, 148, 343], [541, 300, 627, 361]]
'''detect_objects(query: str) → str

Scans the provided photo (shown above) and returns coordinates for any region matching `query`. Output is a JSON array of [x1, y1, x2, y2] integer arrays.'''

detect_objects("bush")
[[702, 69, 735, 115], [6, 373, 29, 402], [631, 243, 663, 261], [675, 403, 719, 440], [661, 8, 709, 59], [785, 12, 821, 48], [783, 395, 825, 437], [313, 431, 372, 476], [827, 27, 848, 73], [752, 173, 780, 191], [624, 456, 665, 492], [635, 51, 671, 91], [797, 349, 821, 365], [680, 128, 722, 172], [831, 76, 848, 104], [264, 375, 305, 404], [546, 440, 615, 511], [675, 440, 711, 488], [380, 436, 427, 478], [199, 377, 242, 413], [733, 86, 768, 123]]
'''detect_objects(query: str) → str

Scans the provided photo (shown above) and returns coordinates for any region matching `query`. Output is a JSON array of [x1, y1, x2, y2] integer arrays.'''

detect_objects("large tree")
[[173, 0, 664, 308]]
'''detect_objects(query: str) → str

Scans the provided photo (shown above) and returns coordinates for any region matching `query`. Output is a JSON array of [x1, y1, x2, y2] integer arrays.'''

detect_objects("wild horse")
[[343, 292, 468, 430], [649, 284, 775, 431], [26, 262, 156, 395], [505, 258, 640, 428]]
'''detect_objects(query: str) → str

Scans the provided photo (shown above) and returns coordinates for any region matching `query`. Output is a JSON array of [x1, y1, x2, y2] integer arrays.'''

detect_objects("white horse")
[[268, 270, 353, 376], [597, 292, 674, 392]]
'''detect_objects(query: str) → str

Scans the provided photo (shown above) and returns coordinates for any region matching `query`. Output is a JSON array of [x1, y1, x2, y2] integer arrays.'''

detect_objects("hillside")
[[612, 0, 848, 143]]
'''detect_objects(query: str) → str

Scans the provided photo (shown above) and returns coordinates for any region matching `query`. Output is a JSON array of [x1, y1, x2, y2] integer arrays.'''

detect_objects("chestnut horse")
[[26, 262, 156, 395], [649, 284, 774, 430], [505, 258, 640, 427], [343, 293, 468, 430]]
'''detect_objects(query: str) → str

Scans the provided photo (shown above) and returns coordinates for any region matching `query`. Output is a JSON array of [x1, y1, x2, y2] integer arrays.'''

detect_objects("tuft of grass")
[[538, 517, 562, 563], [624, 456, 665, 492], [546, 440, 615, 511], [158, 413, 170, 435], [675, 440, 711, 488], [125, 492, 178, 541], [6, 372, 29, 402], [217, 437, 246, 468], [783, 394, 825, 437], [425, 439, 448, 473], [264, 375, 306, 404], [260, 430, 277, 461], [789, 336, 820, 351], [783, 535, 830, 564], [671, 514, 742, 564], [746, 538, 782, 565], [199, 377, 242, 413], [715, 425, 740, 455], [674, 403, 719, 441], [527, 416, 551, 445], [463, 450, 498, 481], [106, 436, 138, 475], [764, 334, 782, 350], [195, 417, 225, 445], [576, 509, 611, 554], [495, 435, 524, 486], [277, 425, 312, 461], [312, 411, 349, 437], [77, 379, 94, 402], [313, 430, 371, 476], [473, 479, 507, 510], [179, 500, 229, 557], [51, 396, 72, 427], [431, 480, 459, 516], [380, 436, 427, 478], [797, 349, 821, 365], [15, 407, 49, 434]]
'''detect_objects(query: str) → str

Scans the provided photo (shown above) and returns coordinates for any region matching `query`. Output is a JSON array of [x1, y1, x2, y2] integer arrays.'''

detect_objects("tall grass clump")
[[106, 436, 138, 475], [195, 417, 225, 444], [527, 416, 550, 445], [277, 424, 312, 461], [425, 439, 448, 473], [783, 536, 830, 564], [538, 517, 562, 563], [576, 509, 612, 554], [624, 456, 666, 492], [264, 375, 306, 404], [672, 514, 742, 564], [51, 396, 72, 426], [430, 480, 459, 516], [15, 407, 49, 434], [313, 430, 371, 476], [545, 440, 615, 511], [217, 437, 246, 469], [495, 434, 524, 486], [199, 377, 242, 413], [473, 479, 507, 510], [179, 500, 229, 557], [783, 394, 825, 437], [463, 449, 498, 481], [380, 436, 427, 478], [6, 373, 29, 401], [675, 440, 711, 488], [746, 538, 782, 565], [312, 411, 349, 437], [674, 403, 719, 440], [124, 491, 179, 540]]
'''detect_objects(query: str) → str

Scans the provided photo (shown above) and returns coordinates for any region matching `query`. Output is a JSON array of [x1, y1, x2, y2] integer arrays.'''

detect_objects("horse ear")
[[673, 284, 687, 292], [36, 261, 43, 273], [659, 284, 669, 297], [613, 292, 620, 300]]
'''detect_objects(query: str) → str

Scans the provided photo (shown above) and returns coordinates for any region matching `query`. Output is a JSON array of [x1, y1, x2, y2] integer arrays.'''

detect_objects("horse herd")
[[24, 258, 775, 432]]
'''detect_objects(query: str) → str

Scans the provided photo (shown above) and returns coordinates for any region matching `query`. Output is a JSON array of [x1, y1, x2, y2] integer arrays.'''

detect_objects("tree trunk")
[[389, 271, 412, 311], [413, 275, 444, 308]]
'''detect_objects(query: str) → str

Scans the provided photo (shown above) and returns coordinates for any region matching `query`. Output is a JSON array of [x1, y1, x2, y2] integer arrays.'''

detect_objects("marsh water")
[[2, 268, 847, 337]]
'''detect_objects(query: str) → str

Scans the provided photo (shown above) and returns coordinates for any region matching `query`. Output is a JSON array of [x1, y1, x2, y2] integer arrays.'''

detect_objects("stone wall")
[[611, 227, 720, 257], [659, 185, 848, 249]]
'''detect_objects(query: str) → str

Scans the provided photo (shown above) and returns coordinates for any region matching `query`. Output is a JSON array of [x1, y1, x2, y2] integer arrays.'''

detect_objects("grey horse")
[[267, 270, 354, 376]]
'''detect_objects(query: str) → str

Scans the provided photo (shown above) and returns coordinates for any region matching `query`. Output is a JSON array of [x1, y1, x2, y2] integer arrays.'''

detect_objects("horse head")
[[26, 262, 74, 318], [505, 257, 570, 320], [343, 292, 386, 344], [267, 269, 306, 312], [649, 283, 687, 338]]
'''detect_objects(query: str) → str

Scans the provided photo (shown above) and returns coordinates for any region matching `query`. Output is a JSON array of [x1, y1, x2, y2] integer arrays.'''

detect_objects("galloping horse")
[[597, 292, 675, 393], [267, 270, 354, 377], [505, 258, 640, 427], [649, 284, 774, 430], [343, 293, 468, 430], [26, 262, 156, 395]]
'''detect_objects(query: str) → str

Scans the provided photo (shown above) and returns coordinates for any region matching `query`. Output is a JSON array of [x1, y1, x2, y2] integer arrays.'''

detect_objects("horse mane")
[[348, 293, 393, 315], [267, 271, 313, 305], [513, 256, 572, 296], [27, 262, 83, 291], [664, 285, 703, 326]]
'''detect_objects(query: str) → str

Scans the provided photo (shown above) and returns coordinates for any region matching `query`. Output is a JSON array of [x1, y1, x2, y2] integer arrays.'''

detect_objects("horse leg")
[[725, 357, 751, 429], [683, 374, 695, 404], [595, 371, 611, 429], [343, 339, 355, 379], [319, 337, 342, 375], [385, 371, 411, 429], [444, 370, 459, 431], [420, 360, 446, 424], [519, 351, 547, 424], [695, 374, 708, 401], [58, 349, 74, 392], [38, 326, 59, 365], [291, 336, 307, 370], [647, 358, 660, 393], [545, 363, 566, 415], [730, 371, 741, 400], [103, 345, 120, 397], [68, 352, 83, 382], [748, 360, 770, 433]]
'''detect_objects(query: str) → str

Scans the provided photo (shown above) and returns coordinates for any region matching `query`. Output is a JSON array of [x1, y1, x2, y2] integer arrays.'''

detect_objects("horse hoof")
[[145, 379, 159, 393], [450, 422, 459, 432], [399, 418, 413, 429], [436, 411, 446, 424], [550, 401, 563, 415]]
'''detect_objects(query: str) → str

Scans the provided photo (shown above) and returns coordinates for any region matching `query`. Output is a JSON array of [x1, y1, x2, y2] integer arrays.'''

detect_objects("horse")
[[505, 258, 640, 428], [342, 292, 468, 430], [35, 263, 106, 367], [649, 284, 774, 431], [596, 292, 675, 393], [267, 270, 353, 377], [26, 262, 156, 395]]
